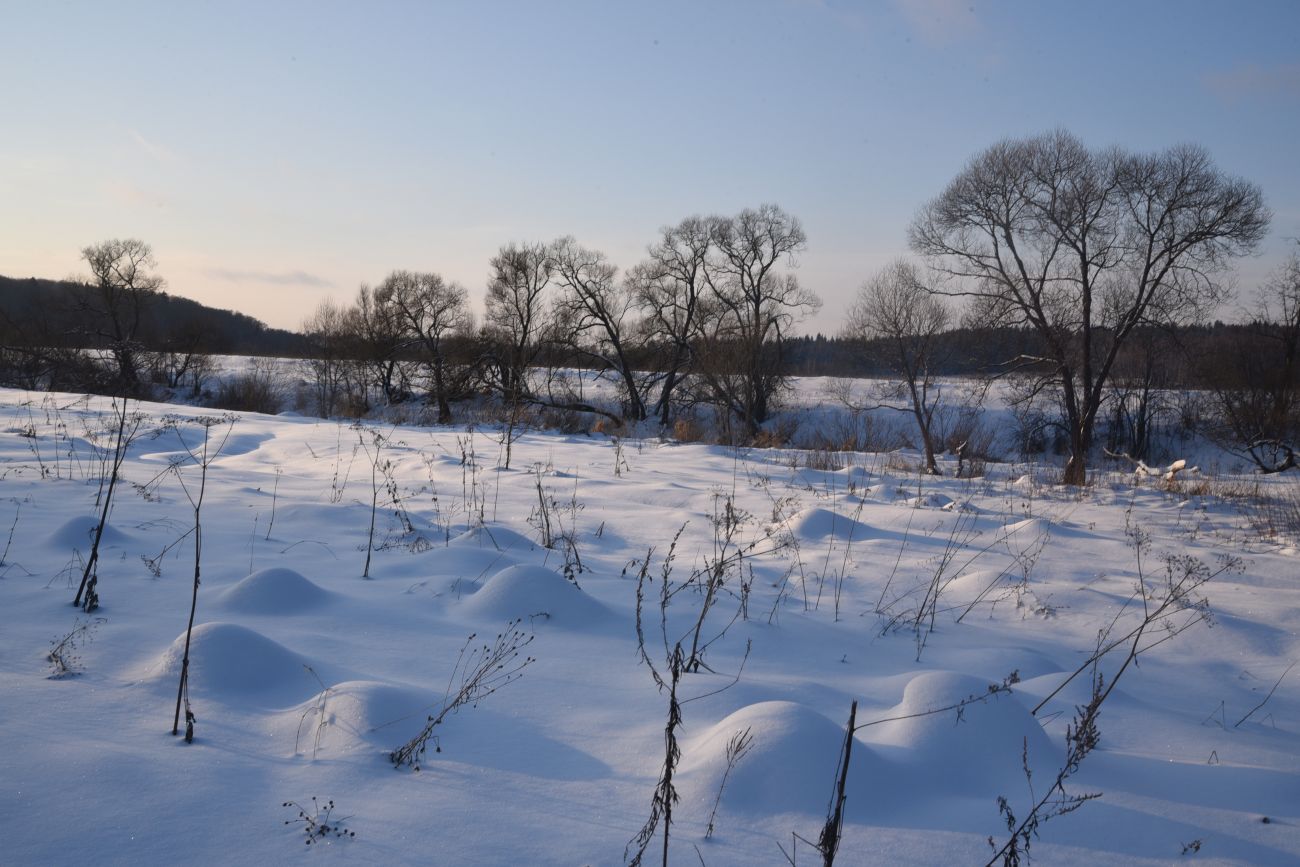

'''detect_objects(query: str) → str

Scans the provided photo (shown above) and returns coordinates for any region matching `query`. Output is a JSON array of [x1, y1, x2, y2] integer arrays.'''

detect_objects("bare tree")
[[376, 270, 470, 423], [349, 284, 410, 407], [700, 205, 821, 437], [550, 236, 649, 422], [78, 239, 166, 393], [301, 299, 355, 417], [630, 217, 712, 427], [484, 241, 553, 407], [845, 259, 950, 474], [910, 130, 1269, 484]]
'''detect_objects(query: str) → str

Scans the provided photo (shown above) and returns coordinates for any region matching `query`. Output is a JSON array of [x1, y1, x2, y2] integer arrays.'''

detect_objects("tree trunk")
[[657, 369, 678, 427], [432, 357, 452, 424], [919, 424, 940, 475], [1063, 425, 1089, 486]]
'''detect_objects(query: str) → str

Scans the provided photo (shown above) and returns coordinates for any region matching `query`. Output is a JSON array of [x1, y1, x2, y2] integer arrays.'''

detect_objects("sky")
[[2, 0, 1298, 334]]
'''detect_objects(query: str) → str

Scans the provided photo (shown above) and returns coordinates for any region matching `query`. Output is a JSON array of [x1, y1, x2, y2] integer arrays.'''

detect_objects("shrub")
[[211, 361, 282, 414], [672, 415, 707, 444], [752, 414, 800, 449]]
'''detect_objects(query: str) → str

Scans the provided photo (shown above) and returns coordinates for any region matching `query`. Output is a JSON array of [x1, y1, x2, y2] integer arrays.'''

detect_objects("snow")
[[217, 567, 333, 613], [789, 506, 872, 542], [1, 387, 1298, 865], [142, 621, 330, 703], [678, 701, 873, 816], [458, 564, 612, 628]]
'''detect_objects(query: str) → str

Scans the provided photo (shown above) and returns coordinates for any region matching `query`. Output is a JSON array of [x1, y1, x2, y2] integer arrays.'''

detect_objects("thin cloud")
[[1204, 62, 1300, 102], [205, 268, 335, 289], [130, 129, 180, 164]]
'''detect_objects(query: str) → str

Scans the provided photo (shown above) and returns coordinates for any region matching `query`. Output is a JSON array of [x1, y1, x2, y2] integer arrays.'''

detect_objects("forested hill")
[[0, 275, 308, 357]]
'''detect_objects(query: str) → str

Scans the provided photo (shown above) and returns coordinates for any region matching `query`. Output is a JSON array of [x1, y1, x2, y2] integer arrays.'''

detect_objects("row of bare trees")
[[303, 205, 821, 436], [6, 132, 1286, 481], [300, 272, 472, 421]]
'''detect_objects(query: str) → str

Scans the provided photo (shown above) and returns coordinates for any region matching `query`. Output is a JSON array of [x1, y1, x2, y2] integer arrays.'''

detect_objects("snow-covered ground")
[[1, 388, 1297, 866]]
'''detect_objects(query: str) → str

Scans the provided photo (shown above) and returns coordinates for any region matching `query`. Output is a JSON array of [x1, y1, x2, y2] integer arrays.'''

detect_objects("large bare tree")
[[301, 299, 354, 417], [845, 259, 951, 475], [549, 236, 649, 421], [349, 283, 410, 407], [484, 241, 553, 406], [700, 205, 820, 436], [910, 130, 1268, 484], [79, 239, 166, 392], [376, 270, 470, 423], [629, 216, 712, 426]]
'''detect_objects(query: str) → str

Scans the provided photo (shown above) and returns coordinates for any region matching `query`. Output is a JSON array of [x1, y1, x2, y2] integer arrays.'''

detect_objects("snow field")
[[0, 389, 1297, 865]]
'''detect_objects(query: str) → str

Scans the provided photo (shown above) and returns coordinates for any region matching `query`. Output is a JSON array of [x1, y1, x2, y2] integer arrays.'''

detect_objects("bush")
[[672, 415, 708, 444], [211, 361, 282, 414], [752, 414, 800, 449]]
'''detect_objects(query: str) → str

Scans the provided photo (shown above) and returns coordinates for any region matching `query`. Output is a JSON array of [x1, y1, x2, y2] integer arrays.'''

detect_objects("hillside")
[[0, 275, 308, 357]]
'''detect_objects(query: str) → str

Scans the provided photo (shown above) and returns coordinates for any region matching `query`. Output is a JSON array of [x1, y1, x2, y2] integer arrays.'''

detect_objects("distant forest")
[[0, 275, 308, 357]]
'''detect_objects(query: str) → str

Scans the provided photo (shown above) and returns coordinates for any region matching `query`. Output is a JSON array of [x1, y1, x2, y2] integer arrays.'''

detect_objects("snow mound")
[[908, 492, 956, 510], [863, 671, 1057, 791], [144, 622, 319, 704], [279, 680, 431, 754], [680, 701, 879, 816], [862, 483, 912, 503], [943, 568, 1017, 598], [789, 507, 869, 542], [459, 564, 608, 626], [451, 524, 537, 552], [217, 567, 331, 614], [47, 515, 130, 551], [1002, 517, 1051, 539]]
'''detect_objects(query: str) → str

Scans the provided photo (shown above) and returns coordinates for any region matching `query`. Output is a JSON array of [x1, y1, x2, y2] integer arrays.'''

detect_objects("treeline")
[[0, 267, 1281, 390], [785, 323, 1294, 384], [2, 237, 1294, 478]]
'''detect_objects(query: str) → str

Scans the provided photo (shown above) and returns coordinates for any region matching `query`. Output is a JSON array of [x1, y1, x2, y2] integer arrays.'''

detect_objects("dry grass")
[[1240, 477, 1300, 543], [210, 362, 283, 415], [671, 416, 708, 444]]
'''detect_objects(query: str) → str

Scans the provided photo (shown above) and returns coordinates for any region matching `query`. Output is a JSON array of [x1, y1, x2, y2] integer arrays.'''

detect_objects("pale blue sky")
[[3, 0, 1298, 332]]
